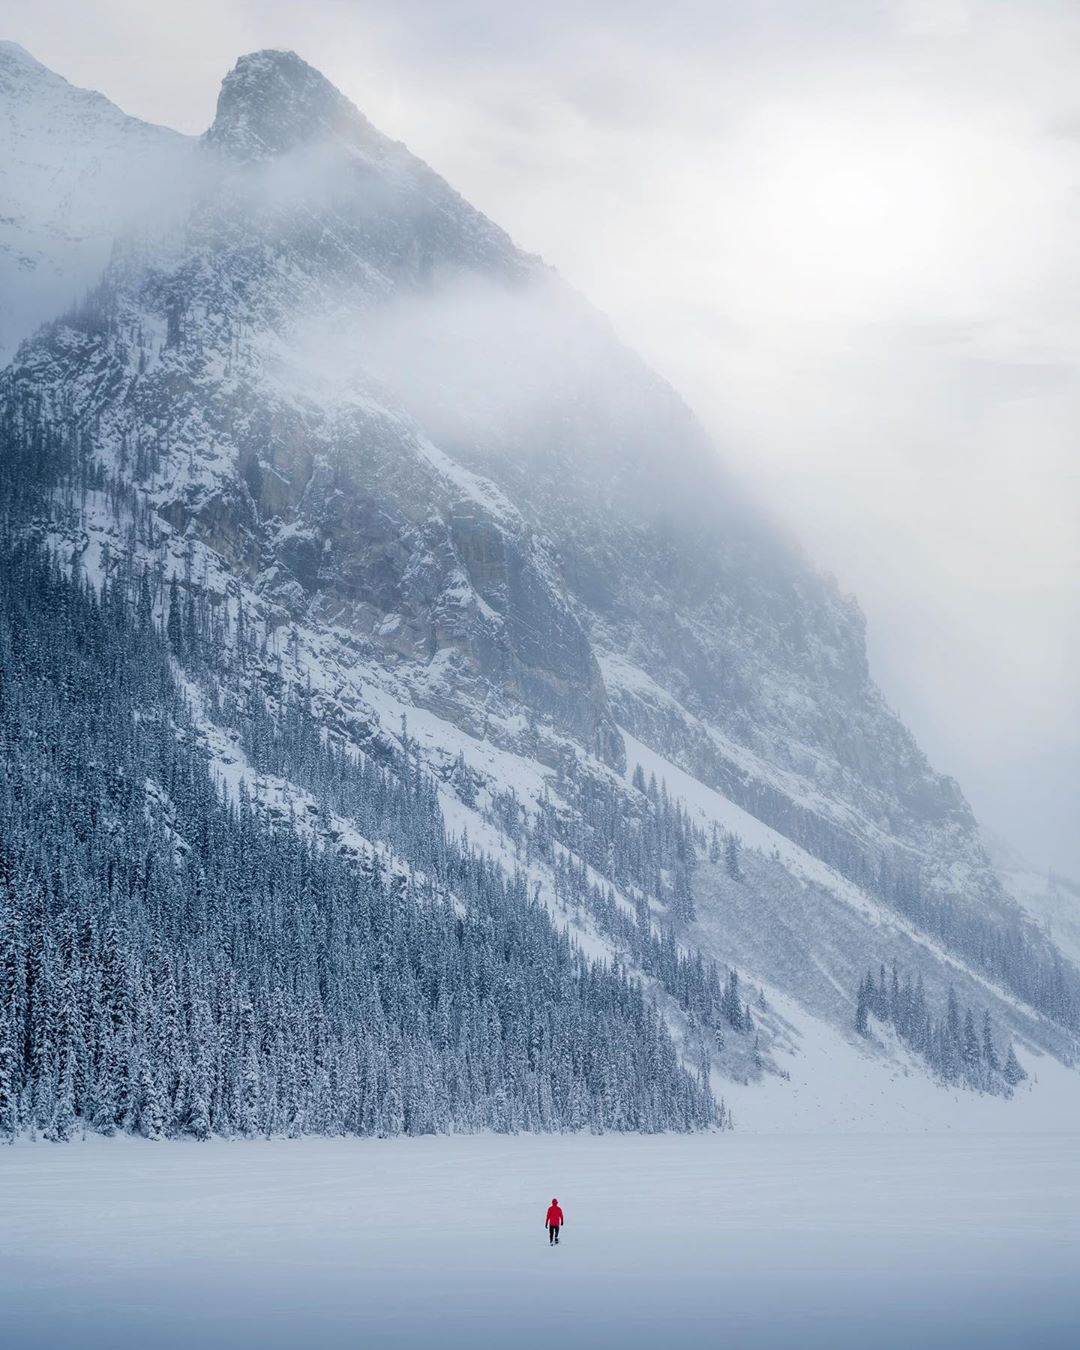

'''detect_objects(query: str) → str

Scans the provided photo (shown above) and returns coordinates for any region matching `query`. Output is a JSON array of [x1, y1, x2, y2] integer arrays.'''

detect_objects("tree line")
[[855, 964, 1027, 1095]]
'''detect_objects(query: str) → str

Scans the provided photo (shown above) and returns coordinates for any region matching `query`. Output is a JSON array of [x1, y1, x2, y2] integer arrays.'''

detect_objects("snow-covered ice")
[[2, 1132, 1076, 1349]]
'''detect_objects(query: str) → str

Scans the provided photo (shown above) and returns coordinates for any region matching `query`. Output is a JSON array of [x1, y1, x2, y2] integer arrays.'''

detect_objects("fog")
[[7, 0, 1079, 872], [287, 268, 724, 510]]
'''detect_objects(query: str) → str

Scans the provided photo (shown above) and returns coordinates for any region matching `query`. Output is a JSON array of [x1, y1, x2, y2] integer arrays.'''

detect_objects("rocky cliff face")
[[3, 48, 1077, 1119]]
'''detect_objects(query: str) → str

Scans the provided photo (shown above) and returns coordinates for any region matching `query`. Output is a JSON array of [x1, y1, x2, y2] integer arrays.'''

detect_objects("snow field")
[[2, 1131, 1077, 1350]]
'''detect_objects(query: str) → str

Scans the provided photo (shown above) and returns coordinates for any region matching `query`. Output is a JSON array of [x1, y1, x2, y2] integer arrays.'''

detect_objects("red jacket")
[[546, 1203, 564, 1226]]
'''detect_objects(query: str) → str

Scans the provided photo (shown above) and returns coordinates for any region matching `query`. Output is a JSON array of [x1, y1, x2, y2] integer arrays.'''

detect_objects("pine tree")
[[708, 825, 721, 863], [722, 969, 744, 1031], [724, 834, 742, 881], [1003, 1044, 1027, 1087], [943, 987, 963, 1081], [137, 1063, 166, 1140], [854, 974, 871, 1036], [0, 1008, 18, 1140], [981, 1010, 999, 1073], [49, 1049, 77, 1142], [166, 576, 183, 655], [962, 1008, 982, 1084], [670, 865, 696, 926]]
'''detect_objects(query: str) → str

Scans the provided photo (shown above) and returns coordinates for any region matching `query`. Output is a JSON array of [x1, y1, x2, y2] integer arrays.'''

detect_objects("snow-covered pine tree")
[[1003, 1044, 1027, 1087], [855, 974, 871, 1037], [0, 1006, 18, 1140], [670, 865, 696, 926], [982, 1010, 1000, 1074], [724, 834, 742, 881], [853, 965, 1017, 1097]]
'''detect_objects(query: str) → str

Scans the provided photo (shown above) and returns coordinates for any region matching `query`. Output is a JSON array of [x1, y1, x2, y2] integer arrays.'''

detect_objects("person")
[[545, 1197, 564, 1245]]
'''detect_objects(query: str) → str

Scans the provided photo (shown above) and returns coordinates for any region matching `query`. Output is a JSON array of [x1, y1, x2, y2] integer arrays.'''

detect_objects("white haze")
[[287, 271, 664, 464], [7, 0, 1080, 874]]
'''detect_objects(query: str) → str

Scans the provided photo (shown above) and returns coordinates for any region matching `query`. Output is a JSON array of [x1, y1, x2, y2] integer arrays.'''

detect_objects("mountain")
[[0, 40, 190, 364], [987, 833, 1080, 968], [1, 47, 1077, 1138]]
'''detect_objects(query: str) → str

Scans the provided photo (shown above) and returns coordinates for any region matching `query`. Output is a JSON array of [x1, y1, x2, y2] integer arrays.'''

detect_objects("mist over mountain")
[[0, 40, 194, 363], [1, 45, 1077, 1141]]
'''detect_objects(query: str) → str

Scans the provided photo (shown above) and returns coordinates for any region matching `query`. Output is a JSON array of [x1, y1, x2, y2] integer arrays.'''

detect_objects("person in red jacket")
[[545, 1198, 564, 1245]]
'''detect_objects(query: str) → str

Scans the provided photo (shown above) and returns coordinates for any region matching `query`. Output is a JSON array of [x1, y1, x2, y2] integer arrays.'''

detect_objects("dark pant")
[[548, 1224, 560, 1244]]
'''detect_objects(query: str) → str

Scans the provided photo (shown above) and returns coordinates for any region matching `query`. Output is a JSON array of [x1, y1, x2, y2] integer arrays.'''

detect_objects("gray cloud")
[[7, 0, 1079, 871]]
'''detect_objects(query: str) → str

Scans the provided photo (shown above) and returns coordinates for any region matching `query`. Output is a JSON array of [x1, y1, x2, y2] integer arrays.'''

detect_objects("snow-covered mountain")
[[986, 833, 1080, 969], [1, 47, 1078, 1135], [0, 40, 191, 363]]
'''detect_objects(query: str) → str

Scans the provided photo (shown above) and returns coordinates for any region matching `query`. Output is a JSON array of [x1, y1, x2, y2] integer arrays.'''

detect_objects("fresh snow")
[[1, 1133, 1076, 1350], [989, 833, 1080, 967], [720, 980, 1080, 1132], [622, 729, 1049, 1019], [0, 41, 191, 361]]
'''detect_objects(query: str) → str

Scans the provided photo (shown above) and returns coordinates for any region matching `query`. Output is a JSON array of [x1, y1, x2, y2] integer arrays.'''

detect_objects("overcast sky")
[[9, 0, 1080, 874]]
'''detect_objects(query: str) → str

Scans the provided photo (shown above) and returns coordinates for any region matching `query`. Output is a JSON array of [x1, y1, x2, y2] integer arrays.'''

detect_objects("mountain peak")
[[0, 39, 43, 70], [205, 49, 378, 160]]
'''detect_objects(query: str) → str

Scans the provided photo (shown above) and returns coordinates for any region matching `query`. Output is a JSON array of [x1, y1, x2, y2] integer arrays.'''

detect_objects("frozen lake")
[[2, 1132, 1077, 1349]]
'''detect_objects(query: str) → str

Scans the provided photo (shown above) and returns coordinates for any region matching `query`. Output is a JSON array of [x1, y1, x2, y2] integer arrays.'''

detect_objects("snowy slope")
[[0, 40, 191, 362], [990, 833, 1080, 967], [723, 981, 1080, 1132]]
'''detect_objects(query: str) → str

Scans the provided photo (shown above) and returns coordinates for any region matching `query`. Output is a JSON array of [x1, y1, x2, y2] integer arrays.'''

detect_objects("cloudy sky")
[[9, 0, 1080, 873]]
